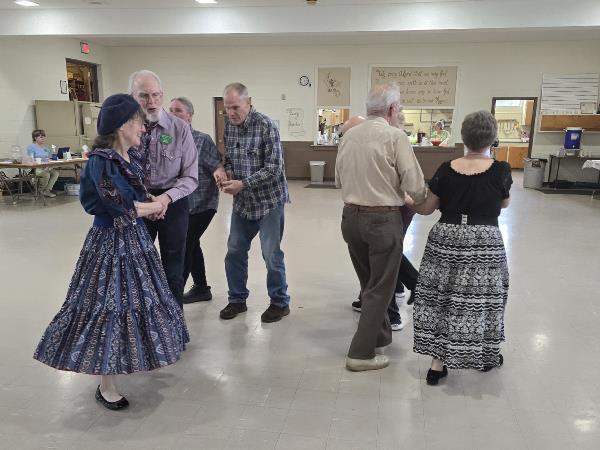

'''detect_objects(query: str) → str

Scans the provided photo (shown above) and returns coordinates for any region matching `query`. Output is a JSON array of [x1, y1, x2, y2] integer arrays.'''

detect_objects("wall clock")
[[299, 75, 311, 87]]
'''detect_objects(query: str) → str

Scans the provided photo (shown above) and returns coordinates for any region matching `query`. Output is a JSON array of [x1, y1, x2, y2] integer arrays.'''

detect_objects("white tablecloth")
[[582, 160, 600, 170]]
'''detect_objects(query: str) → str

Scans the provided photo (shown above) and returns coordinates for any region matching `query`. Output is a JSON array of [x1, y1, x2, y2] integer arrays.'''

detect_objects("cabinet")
[[540, 114, 600, 131], [494, 145, 528, 169]]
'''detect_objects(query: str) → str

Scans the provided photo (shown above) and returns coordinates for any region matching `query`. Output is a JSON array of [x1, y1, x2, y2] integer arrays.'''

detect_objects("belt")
[[93, 214, 115, 228], [439, 213, 498, 227], [344, 203, 401, 212], [149, 188, 169, 196]]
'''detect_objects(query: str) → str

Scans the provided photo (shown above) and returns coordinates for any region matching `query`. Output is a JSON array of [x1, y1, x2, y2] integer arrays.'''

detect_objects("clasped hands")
[[145, 193, 171, 220], [214, 167, 244, 196]]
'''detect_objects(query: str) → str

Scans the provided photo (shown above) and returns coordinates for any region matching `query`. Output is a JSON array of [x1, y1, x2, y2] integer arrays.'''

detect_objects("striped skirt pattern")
[[34, 220, 189, 375], [413, 222, 509, 370]]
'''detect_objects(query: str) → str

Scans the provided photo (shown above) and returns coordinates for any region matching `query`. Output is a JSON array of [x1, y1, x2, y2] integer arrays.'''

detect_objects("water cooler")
[[564, 127, 583, 152]]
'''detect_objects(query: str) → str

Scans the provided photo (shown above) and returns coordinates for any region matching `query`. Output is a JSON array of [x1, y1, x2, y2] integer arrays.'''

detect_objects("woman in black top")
[[410, 111, 512, 385]]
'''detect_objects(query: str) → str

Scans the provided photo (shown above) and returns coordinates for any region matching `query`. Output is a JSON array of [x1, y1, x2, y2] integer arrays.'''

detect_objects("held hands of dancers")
[[135, 194, 170, 220], [217, 170, 245, 195]]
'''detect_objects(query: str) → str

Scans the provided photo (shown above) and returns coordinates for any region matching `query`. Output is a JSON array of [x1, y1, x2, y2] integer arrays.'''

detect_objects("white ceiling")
[[2, 0, 599, 39], [2, 0, 488, 9]]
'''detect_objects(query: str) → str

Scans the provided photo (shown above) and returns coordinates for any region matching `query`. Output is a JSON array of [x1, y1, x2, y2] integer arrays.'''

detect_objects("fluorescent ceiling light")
[[195, 0, 218, 4], [14, 1, 39, 6]]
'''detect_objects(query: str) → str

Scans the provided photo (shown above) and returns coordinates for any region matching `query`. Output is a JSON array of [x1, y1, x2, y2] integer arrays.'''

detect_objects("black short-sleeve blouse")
[[428, 160, 512, 218]]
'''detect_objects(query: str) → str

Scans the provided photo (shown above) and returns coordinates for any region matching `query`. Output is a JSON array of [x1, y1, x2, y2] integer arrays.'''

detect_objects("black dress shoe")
[[351, 300, 362, 312], [95, 386, 129, 411], [183, 285, 212, 304], [219, 303, 248, 320], [481, 354, 504, 372], [426, 366, 448, 386], [261, 304, 290, 323]]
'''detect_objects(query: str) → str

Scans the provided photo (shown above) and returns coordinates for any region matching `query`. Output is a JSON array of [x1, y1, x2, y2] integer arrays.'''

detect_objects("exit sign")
[[80, 41, 90, 54]]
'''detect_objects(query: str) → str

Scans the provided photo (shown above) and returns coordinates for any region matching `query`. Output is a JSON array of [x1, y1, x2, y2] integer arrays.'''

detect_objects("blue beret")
[[97, 94, 141, 135]]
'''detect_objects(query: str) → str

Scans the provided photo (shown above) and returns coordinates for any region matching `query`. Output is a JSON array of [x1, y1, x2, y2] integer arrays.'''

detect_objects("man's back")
[[336, 117, 426, 207]]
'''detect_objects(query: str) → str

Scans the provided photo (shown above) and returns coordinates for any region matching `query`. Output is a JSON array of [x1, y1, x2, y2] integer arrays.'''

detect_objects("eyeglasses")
[[136, 92, 163, 102]]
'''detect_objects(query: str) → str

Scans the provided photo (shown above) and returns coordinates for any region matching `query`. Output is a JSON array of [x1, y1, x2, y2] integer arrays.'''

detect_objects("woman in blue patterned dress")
[[34, 94, 189, 410], [410, 111, 511, 385]]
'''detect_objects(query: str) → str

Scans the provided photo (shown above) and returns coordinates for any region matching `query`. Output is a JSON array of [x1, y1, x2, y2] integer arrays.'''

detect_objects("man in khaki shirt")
[[336, 83, 427, 371]]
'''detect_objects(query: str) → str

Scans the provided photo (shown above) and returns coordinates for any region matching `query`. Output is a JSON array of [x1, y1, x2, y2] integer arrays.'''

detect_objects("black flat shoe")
[[426, 366, 448, 386], [95, 385, 129, 411], [481, 354, 504, 372]]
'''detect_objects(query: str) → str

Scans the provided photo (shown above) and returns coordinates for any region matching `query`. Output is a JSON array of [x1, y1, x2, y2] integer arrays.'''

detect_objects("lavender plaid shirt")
[[188, 128, 221, 214], [224, 108, 289, 220]]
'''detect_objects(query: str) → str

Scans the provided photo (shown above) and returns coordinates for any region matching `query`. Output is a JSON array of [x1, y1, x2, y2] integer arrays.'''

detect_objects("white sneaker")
[[345, 355, 390, 372], [42, 190, 56, 198], [395, 292, 405, 300], [391, 322, 405, 332]]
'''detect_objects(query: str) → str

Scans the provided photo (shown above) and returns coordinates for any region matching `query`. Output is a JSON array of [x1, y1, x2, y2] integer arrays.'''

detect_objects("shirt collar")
[[239, 107, 256, 130], [366, 116, 389, 126], [157, 109, 171, 129]]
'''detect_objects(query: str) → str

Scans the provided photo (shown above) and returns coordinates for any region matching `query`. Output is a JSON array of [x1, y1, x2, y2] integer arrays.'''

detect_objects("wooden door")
[[213, 97, 226, 155]]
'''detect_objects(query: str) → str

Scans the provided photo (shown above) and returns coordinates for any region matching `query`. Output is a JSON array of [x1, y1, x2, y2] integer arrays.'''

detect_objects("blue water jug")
[[564, 127, 582, 149]]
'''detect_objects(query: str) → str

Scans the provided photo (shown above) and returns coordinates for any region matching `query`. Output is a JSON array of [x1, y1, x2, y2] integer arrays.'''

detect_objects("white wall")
[[105, 39, 600, 159], [0, 37, 111, 157], [2, 36, 600, 163]]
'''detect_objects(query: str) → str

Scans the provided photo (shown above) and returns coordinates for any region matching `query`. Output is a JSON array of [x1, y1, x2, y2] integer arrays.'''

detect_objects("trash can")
[[309, 161, 326, 183], [523, 158, 546, 189]]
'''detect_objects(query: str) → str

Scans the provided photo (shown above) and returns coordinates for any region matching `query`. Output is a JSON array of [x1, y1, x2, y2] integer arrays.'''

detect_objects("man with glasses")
[[336, 83, 427, 371], [128, 69, 198, 307]]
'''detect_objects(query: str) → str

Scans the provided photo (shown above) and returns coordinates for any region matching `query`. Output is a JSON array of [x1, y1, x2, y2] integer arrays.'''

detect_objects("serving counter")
[[282, 142, 464, 181]]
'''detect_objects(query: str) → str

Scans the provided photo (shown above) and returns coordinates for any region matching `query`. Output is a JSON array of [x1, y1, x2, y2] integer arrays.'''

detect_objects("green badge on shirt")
[[159, 133, 173, 145]]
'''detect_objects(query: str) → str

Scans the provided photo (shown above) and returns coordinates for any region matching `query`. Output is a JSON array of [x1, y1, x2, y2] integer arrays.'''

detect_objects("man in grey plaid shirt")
[[219, 82, 291, 323], [169, 97, 227, 305]]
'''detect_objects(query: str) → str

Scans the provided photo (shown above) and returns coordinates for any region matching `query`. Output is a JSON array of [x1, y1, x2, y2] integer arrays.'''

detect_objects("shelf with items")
[[539, 114, 600, 132]]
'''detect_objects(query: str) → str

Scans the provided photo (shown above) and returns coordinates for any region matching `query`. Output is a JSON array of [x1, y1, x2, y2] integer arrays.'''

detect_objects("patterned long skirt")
[[34, 219, 189, 375], [413, 222, 508, 370]]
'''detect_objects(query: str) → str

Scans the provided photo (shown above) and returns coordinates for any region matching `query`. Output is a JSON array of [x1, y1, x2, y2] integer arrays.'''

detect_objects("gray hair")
[[171, 96, 194, 115], [128, 70, 163, 94], [461, 111, 498, 151], [434, 120, 445, 129], [366, 84, 402, 117], [223, 82, 249, 100]]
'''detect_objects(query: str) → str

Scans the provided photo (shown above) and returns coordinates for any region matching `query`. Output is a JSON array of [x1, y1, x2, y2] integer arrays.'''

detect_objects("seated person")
[[26, 129, 59, 198], [431, 121, 450, 144]]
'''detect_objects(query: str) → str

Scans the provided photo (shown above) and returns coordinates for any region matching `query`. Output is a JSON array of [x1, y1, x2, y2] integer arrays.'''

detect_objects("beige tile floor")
[[1, 173, 599, 450]]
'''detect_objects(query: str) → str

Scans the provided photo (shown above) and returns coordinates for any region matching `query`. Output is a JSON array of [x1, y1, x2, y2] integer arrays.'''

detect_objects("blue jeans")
[[225, 205, 290, 307]]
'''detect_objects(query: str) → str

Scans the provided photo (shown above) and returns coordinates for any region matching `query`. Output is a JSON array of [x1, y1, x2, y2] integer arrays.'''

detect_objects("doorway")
[[66, 59, 99, 102], [491, 97, 538, 168], [213, 97, 226, 156]]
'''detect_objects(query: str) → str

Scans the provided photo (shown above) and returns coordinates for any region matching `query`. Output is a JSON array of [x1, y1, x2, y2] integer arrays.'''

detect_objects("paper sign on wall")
[[286, 108, 306, 137], [370, 66, 457, 107], [317, 67, 351, 106]]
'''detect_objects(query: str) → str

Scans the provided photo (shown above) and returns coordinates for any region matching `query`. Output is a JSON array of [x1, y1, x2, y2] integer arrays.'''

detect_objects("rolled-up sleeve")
[[395, 137, 427, 205], [166, 124, 199, 202]]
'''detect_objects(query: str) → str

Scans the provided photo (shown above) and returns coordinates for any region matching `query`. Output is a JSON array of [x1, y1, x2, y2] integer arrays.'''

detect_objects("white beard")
[[145, 110, 161, 123]]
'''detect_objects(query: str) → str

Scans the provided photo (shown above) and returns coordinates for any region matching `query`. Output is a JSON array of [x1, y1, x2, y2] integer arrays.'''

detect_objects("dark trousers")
[[144, 196, 189, 307], [183, 209, 216, 289], [342, 206, 404, 360], [387, 256, 419, 323]]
